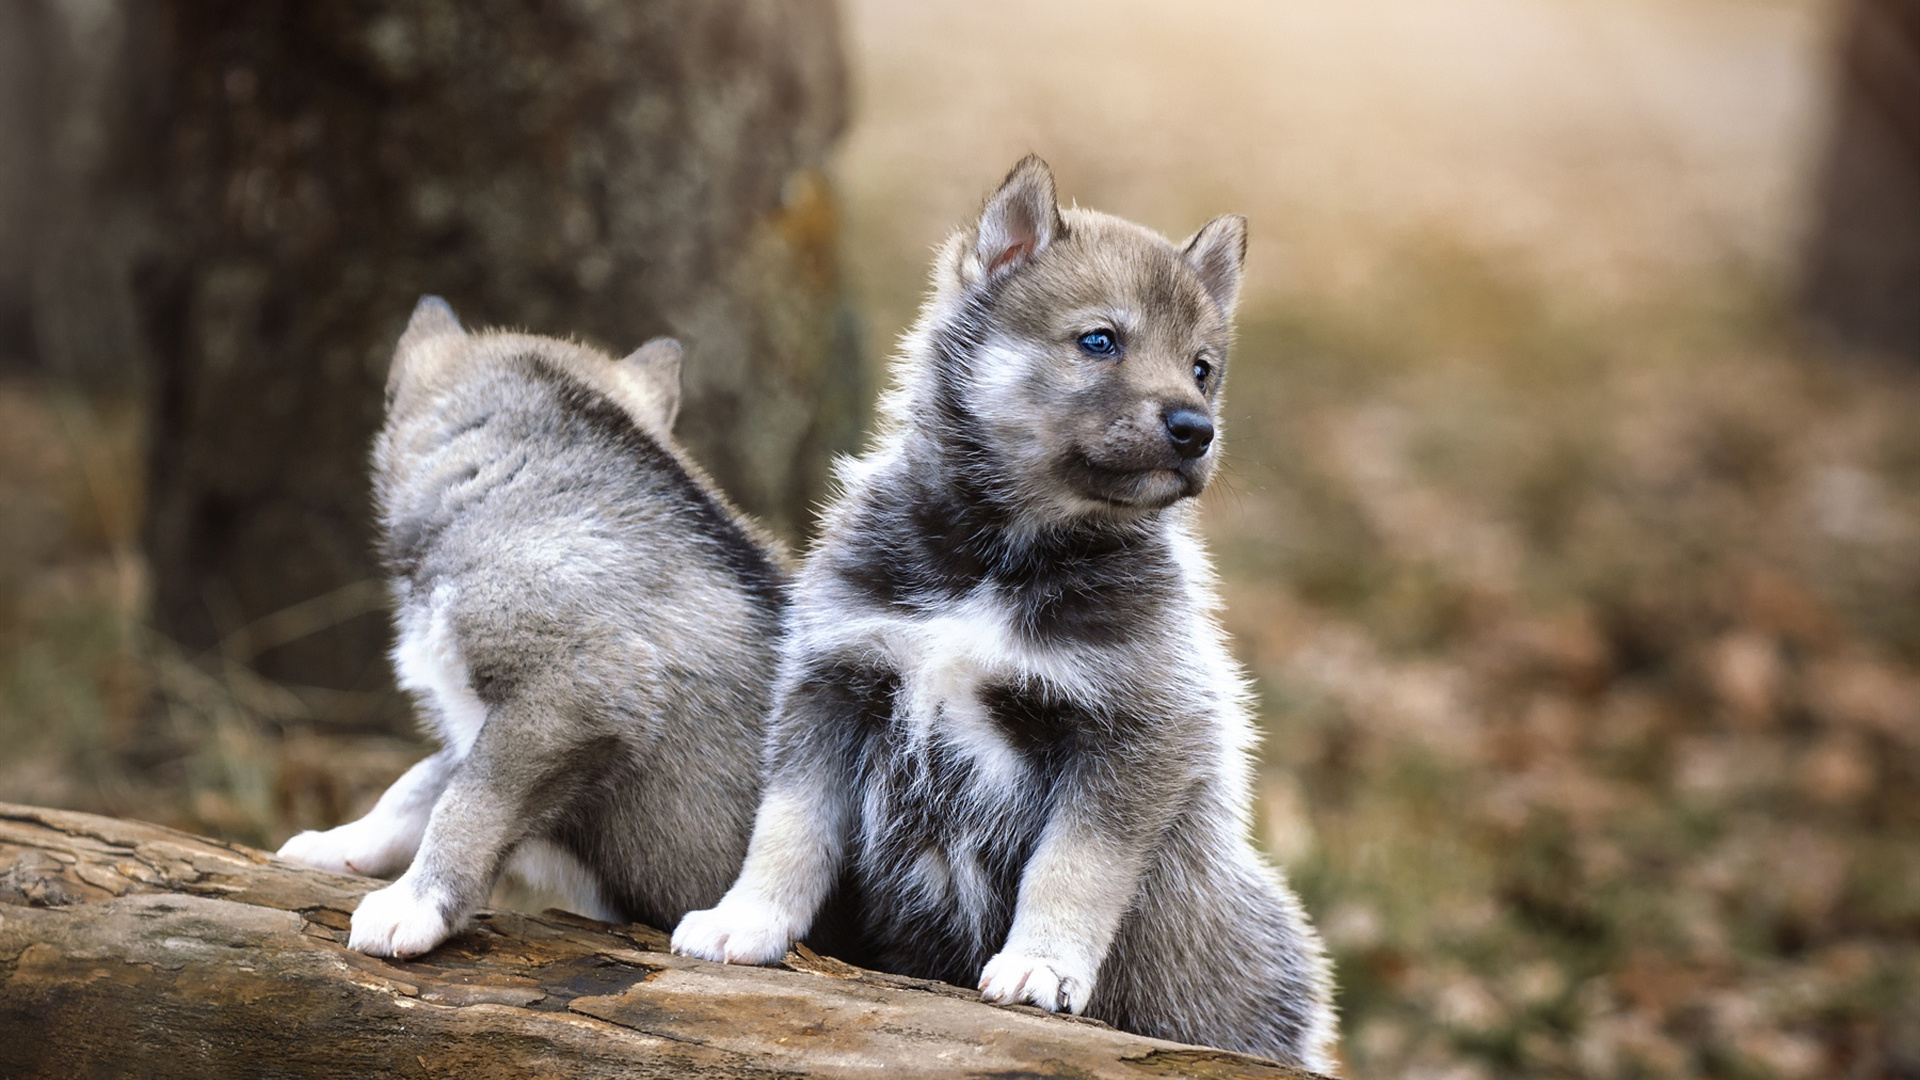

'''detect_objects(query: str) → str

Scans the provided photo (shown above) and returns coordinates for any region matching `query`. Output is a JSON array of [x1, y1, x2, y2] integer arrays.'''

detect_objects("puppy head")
[[933, 156, 1248, 520], [386, 297, 684, 440]]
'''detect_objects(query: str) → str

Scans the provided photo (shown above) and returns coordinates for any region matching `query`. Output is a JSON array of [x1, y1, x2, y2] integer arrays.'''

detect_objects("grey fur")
[[673, 158, 1338, 1069], [279, 298, 785, 959]]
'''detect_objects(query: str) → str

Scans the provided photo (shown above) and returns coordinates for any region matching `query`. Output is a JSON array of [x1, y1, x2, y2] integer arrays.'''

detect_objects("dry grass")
[[1209, 266, 1920, 1079], [0, 382, 420, 847], [4, 0, 1918, 1076]]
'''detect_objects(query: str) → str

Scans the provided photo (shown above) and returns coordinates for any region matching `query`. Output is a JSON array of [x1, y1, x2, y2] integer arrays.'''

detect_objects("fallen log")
[[0, 803, 1330, 1079]]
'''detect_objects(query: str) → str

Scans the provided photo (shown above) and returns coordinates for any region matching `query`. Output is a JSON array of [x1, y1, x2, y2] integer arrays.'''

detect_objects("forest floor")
[[3, 0, 1918, 1077]]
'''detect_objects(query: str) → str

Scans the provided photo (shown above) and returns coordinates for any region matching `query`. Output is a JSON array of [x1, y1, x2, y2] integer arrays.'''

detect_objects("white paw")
[[670, 895, 796, 965], [348, 878, 457, 958], [978, 951, 1094, 1014], [277, 821, 409, 878]]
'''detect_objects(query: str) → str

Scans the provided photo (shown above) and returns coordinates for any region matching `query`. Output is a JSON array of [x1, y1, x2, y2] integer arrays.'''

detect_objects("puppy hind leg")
[[349, 695, 619, 958], [277, 749, 457, 877]]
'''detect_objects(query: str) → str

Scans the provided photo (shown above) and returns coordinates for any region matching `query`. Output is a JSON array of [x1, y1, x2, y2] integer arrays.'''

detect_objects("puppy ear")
[[388, 295, 466, 394], [618, 336, 684, 430], [1180, 215, 1248, 315], [964, 155, 1064, 287], [398, 295, 464, 352]]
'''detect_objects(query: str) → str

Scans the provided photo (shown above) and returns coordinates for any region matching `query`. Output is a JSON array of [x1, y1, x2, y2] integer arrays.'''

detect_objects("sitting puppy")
[[672, 157, 1337, 1069], [279, 299, 785, 958]]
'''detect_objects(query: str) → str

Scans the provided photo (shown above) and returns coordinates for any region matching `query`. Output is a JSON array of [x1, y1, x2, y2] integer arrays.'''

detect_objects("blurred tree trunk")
[[0, 0, 161, 390], [135, 1, 859, 722], [1800, 0, 1920, 363], [0, 2, 39, 369]]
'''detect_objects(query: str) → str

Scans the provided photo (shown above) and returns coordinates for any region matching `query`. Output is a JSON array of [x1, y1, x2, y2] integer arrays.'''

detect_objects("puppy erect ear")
[[1180, 214, 1249, 316], [398, 295, 464, 352], [388, 295, 466, 395], [963, 155, 1064, 287], [617, 336, 684, 431]]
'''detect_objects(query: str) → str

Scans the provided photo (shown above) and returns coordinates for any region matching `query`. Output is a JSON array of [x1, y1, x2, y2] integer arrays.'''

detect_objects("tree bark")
[[0, 803, 1327, 1079], [0, 0, 162, 390], [136, 1, 861, 712], [1799, 0, 1920, 364]]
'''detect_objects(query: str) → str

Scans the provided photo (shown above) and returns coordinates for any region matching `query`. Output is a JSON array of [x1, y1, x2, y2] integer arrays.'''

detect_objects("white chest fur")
[[816, 590, 1086, 794], [895, 594, 1032, 792]]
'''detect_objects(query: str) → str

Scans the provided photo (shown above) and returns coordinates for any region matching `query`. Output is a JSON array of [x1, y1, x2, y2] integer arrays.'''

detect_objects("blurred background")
[[2, 1, 1917, 1077]]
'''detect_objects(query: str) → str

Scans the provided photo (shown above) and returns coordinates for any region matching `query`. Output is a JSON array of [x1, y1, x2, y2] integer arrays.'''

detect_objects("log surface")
[[0, 803, 1329, 1079]]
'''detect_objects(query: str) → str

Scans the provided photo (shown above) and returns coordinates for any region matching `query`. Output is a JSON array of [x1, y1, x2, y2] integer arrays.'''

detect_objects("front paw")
[[348, 878, 457, 958], [978, 951, 1095, 1014], [671, 896, 795, 965], [278, 822, 408, 878]]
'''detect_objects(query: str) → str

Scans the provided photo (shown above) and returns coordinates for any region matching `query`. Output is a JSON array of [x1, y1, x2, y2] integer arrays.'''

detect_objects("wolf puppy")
[[672, 157, 1336, 1067], [278, 300, 785, 958]]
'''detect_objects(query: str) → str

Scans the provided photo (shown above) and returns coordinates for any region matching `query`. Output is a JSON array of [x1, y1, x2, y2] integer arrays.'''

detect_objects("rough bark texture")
[[136, 1, 861, 710], [1800, 0, 1920, 363], [0, 803, 1328, 1079]]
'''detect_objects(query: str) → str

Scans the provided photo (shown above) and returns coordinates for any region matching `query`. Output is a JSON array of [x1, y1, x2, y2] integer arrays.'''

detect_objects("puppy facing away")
[[672, 157, 1337, 1068], [278, 299, 786, 958]]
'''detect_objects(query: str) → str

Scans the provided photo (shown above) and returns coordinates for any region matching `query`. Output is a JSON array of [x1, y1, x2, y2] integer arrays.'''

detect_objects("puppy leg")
[[349, 694, 616, 958], [671, 783, 848, 964], [982, 733, 1193, 1016], [979, 816, 1145, 1015], [673, 664, 868, 965], [277, 750, 456, 878]]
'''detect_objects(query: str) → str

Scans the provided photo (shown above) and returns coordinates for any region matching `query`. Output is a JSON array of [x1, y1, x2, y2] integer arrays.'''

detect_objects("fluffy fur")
[[279, 299, 785, 958], [673, 157, 1337, 1069]]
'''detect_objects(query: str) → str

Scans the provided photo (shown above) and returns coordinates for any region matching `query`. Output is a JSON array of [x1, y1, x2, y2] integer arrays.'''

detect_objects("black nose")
[[1163, 408, 1214, 459]]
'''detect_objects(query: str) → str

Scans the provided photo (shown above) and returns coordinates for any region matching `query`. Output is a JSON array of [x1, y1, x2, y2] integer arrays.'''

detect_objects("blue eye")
[[1193, 357, 1213, 385], [1078, 330, 1119, 357]]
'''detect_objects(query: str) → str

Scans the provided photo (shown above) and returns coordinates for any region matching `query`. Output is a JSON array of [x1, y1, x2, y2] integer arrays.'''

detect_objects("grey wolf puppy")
[[672, 157, 1336, 1068], [278, 298, 785, 958]]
